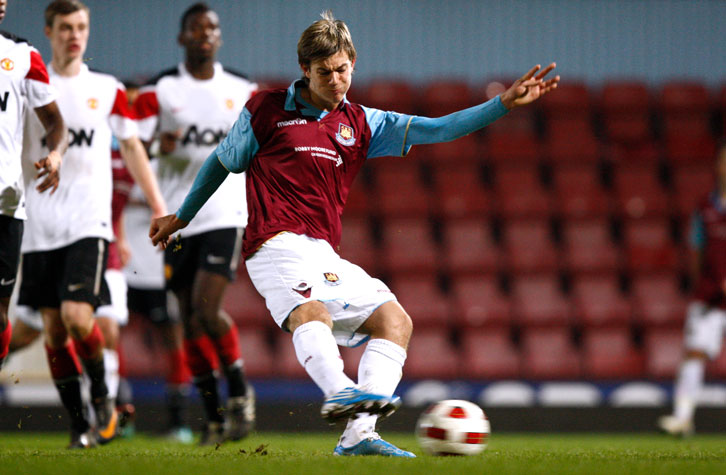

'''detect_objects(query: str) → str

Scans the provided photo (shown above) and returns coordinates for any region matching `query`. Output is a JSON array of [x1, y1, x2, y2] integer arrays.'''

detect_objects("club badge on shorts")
[[335, 123, 355, 146], [323, 272, 341, 286]]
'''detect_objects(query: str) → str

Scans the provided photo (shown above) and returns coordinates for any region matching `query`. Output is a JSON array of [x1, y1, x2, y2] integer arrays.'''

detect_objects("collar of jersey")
[[179, 62, 223, 81], [48, 62, 89, 78], [285, 79, 349, 119]]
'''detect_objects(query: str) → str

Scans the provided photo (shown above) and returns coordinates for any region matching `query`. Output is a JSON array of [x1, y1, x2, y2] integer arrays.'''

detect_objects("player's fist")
[[150, 213, 188, 249]]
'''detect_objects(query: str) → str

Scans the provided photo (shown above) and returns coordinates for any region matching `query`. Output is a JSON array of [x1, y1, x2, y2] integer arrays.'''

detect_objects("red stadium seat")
[[339, 345, 366, 380], [521, 328, 582, 379], [404, 329, 460, 379], [120, 315, 165, 378], [419, 134, 484, 166], [553, 166, 611, 219], [571, 274, 631, 328], [643, 328, 683, 379], [511, 274, 571, 327], [389, 276, 451, 328], [662, 116, 713, 140], [274, 333, 308, 379], [485, 131, 542, 164], [338, 217, 379, 275], [622, 219, 679, 274], [631, 274, 687, 327], [660, 81, 711, 116], [672, 165, 714, 218], [431, 164, 492, 218], [544, 128, 601, 164], [460, 329, 520, 379], [238, 329, 274, 378], [561, 219, 620, 274], [223, 278, 273, 329], [371, 160, 431, 217], [380, 218, 439, 276], [441, 218, 500, 275], [362, 79, 417, 114], [485, 107, 538, 136], [607, 141, 661, 165], [539, 81, 592, 120], [421, 79, 474, 117], [582, 328, 644, 379], [601, 81, 652, 145], [450, 276, 511, 329], [664, 133, 717, 167], [502, 219, 559, 274], [613, 166, 670, 219], [493, 165, 552, 218]]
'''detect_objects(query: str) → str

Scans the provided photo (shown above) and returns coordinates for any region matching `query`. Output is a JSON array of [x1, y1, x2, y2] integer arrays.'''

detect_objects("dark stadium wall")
[[6, 0, 725, 85]]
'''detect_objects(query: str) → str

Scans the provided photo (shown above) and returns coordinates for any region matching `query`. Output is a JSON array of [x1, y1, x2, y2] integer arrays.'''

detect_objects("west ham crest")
[[335, 123, 356, 146]]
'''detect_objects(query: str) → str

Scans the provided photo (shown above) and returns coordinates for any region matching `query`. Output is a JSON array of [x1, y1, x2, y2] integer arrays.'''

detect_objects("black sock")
[[81, 357, 108, 401], [166, 384, 189, 428], [54, 377, 89, 433], [224, 362, 247, 399], [117, 377, 133, 407], [194, 373, 224, 423]]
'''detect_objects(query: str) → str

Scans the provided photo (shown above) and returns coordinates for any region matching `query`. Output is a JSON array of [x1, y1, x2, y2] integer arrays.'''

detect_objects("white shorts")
[[95, 269, 129, 326], [684, 301, 726, 359], [245, 232, 396, 347], [14, 304, 43, 332]]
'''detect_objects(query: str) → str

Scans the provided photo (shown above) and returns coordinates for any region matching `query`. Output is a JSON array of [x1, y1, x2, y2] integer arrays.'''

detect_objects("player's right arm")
[[32, 101, 66, 194], [150, 106, 258, 248]]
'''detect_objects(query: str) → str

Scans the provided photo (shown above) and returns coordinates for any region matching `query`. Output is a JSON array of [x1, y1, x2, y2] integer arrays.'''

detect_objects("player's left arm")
[[118, 136, 167, 219], [32, 100, 67, 194]]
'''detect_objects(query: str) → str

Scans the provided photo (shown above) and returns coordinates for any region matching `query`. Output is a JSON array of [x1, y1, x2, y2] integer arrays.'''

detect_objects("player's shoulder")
[[245, 88, 285, 114], [0, 30, 31, 46], [144, 66, 181, 87], [0, 30, 36, 55], [86, 67, 120, 82], [221, 66, 251, 82]]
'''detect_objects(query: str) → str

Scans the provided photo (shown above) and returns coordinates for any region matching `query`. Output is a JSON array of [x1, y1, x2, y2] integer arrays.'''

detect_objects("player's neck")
[[300, 87, 338, 113], [184, 56, 215, 80], [51, 56, 82, 77]]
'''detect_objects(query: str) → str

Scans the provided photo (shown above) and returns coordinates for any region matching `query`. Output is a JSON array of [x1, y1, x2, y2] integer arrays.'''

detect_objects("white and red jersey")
[[134, 62, 257, 237], [21, 63, 137, 252], [0, 32, 56, 220]]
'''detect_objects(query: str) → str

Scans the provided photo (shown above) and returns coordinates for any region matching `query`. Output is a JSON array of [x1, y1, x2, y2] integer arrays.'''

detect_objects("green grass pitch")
[[1, 432, 725, 474]]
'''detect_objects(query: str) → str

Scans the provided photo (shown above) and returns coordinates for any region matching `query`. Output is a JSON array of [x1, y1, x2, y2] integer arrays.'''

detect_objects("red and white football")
[[415, 399, 490, 456]]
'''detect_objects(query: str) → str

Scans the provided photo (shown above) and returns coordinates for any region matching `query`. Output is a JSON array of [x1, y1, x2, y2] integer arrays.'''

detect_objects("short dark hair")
[[297, 10, 356, 68], [45, 0, 89, 27], [180, 2, 211, 31]]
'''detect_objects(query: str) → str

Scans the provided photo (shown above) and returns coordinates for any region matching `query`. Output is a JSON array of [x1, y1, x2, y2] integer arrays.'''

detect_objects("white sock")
[[674, 358, 704, 422], [339, 338, 407, 448], [292, 321, 354, 397], [103, 348, 120, 401]]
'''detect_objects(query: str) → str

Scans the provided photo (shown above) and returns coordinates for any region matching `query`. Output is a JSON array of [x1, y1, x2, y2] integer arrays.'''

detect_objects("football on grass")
[[415, 399, 490, 456]]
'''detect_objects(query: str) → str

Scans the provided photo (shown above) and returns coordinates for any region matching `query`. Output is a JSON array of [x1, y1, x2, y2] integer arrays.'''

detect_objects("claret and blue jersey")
[[177, 79, 509, 259], [690, 189, 726, 307]]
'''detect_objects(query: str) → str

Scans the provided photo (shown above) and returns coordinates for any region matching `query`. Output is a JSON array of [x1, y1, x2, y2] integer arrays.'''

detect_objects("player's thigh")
[[0, 215, 23, 300], [684, 302, 726, 359], [18, 250, 62, 310], [59, 238, 111, 310]]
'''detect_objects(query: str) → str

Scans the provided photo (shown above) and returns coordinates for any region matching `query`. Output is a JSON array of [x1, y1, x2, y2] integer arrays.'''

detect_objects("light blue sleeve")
[[689, 211, 706, 250], [363, 95, 509, 159], [175, 152, 229, 222], [215, 107, 260, 173]]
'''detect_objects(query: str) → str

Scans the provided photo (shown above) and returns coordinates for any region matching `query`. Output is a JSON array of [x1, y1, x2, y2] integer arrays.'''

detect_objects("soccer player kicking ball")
[[0, 0, 66, 372], [659, 143, 726, 437], [133, 2, 258, 445], [20, 0, 166, 449], [152, 10, 558, 456]]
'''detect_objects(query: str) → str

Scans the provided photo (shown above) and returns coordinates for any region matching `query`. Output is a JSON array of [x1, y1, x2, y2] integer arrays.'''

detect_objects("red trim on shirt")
[[132, 90, 159, 120], [111, 87, 133, 119], [26, 51, 50, 84]]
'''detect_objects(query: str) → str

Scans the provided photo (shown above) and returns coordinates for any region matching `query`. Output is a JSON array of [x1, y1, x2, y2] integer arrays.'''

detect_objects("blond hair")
[[297, 10, 356, 68]]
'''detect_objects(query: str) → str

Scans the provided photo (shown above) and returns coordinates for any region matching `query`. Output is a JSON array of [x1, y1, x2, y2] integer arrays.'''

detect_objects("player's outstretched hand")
[[150, 213, 188, 249], [34, 150, 62, 194], [500, 63, 559, 110]]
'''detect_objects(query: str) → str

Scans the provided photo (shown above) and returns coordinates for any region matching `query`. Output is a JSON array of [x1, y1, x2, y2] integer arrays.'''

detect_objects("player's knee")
[[286, 301, 332, 333], [96, 317, 119, 349]]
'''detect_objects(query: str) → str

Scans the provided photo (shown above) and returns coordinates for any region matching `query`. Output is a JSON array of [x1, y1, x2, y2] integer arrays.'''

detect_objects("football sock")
[[166, 347, 190, 386], [223, 360, 248, 398], [103, 348, 120, 402], [340, 339, 407, 447], [73, 323, 108, 401], [167, 383, 190, 429], [46, 343, 88, 433], [0, 320, 11, 369], [212, 326, 241, 367], [292, 321, 354, 397], [674, 358, 704, 422], [194, 372, 224, 424], [184, 335, 219, 376]]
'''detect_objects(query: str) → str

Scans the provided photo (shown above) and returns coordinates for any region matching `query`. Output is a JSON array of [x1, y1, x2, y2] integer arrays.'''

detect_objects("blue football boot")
[[334, 434, 416, 457], [321, 386, 401, 422]]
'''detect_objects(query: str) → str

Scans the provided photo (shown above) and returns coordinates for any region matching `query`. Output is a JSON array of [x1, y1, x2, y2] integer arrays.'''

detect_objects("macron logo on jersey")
[[181, 125, 227, 146], [276, 118, 308, 128]]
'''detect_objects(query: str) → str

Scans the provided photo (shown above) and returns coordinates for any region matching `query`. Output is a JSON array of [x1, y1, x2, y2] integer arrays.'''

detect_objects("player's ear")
[[44, 25, 52, 39], [300, 63, 310, 79]]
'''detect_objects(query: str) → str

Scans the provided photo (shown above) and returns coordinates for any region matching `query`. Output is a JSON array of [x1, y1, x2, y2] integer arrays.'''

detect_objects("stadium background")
[[2, 0, 726, 432]]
